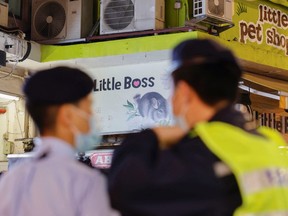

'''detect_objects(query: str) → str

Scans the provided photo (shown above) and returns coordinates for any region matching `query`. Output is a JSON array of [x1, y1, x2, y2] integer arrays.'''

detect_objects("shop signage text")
[[90, 151, 113, 169], [93, 76, 155, 92], [239, 4, 288, 56], [258, 112, 288, 134]]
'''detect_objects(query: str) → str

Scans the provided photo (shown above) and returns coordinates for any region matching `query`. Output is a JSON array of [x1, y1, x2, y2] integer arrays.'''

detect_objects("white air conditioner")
[[31, 0, 93, 42], [100, 0, 165, 35], [193, 0, 233, 25], [0, 1, 8, 27]]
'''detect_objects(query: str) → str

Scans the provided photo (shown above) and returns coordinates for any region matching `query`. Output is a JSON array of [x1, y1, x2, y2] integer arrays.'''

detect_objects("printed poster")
[[88, 61, 174, 134]]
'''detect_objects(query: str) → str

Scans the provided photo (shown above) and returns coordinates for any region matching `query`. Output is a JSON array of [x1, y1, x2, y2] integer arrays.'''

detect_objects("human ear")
[[57, 104, 74, 127], [178, 81, 192, 102]]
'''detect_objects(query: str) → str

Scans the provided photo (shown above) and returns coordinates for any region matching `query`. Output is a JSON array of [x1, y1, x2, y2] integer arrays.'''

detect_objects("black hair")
[[26, 103, 60, 134], [172, 62, 241, 106], [26, 99, 83, 134], [171, 39, 242, 106], [23, 66, 94, 133]]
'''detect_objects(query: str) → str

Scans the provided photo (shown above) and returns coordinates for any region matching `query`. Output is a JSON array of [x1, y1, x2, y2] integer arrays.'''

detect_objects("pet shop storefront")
[[5, 0, 288, 169], [216, 0, 288, 141], [216, 0, 288, 84]]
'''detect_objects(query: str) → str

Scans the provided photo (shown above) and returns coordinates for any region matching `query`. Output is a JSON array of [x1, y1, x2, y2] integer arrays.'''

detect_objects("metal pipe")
[[24, 108, 29, 138]]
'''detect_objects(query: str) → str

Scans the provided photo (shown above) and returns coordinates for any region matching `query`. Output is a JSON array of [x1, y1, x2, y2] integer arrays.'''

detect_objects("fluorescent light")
[[239, 85, 280, 100], [0, 93, 19, 101], [278, 91, 288, 97]]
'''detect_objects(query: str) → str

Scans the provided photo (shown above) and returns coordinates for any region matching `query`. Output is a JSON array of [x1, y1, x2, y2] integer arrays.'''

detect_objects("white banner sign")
[[88, 61, 173, 134]]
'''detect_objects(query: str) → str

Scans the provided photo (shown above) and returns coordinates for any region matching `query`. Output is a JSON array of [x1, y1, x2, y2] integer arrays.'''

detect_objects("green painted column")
[[165, 0, 189, 28]]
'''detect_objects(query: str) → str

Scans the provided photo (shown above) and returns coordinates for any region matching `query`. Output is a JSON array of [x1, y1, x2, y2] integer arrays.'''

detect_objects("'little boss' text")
[[93, 76, 155, 92]]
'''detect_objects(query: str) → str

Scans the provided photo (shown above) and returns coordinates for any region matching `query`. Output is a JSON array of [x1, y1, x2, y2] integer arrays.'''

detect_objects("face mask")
[[72, 107, 102, 153], [173, 115, 190, 132], [173, 103, 190, 132]]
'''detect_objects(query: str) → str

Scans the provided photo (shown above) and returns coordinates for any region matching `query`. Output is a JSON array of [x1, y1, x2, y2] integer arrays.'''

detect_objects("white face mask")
[[172, 96, 190, 132], [72, 107, 102, 153], [173, 114, 190, 132]]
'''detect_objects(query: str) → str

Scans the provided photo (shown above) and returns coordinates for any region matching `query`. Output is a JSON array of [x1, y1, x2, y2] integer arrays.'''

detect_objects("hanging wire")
[[0, 61, 19, 79], [0, 38, 20, 79], [14, 100, 25, 138]]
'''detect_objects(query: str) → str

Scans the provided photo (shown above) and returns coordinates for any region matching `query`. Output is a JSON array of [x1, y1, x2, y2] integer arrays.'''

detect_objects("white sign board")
[[88, 61, 173, 134]]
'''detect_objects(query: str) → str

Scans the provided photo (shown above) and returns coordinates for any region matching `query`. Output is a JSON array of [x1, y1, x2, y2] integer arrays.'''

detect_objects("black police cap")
[[23, 66, 94, 105], [170, 39, 242, 78]]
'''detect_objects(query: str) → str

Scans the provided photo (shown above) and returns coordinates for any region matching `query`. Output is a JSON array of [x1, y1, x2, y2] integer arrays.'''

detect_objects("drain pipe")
[[23, 107, 29, 138]]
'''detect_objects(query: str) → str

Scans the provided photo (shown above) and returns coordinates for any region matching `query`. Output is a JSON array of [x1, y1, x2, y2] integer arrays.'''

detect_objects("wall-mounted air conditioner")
[[192, 0, 233, 25], [0, 1, 8, 27], [100, 0, 165, 35], [31, 0, 93, 42]]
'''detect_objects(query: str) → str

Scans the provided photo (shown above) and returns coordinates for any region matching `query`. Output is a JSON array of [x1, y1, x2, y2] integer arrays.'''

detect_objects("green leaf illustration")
[[127, 113, 140, 121], [236, 2, 247, 16], [123, 100, 135, 110]]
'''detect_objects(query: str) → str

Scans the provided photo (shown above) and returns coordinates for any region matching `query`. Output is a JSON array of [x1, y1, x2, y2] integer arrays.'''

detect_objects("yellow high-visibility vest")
[[194, 121, 288, 216]]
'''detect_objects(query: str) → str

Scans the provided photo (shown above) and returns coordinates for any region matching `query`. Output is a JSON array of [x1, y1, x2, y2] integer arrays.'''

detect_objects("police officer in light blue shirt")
[[0, 66, 119, 216]]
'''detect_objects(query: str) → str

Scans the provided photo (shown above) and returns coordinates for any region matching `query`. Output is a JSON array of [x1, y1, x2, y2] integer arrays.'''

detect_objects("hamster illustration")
[[134, 92, 168, 122]]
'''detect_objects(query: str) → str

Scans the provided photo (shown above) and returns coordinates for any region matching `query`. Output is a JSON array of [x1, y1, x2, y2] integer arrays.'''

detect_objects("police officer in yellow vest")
[[108, 39, 288, 216]]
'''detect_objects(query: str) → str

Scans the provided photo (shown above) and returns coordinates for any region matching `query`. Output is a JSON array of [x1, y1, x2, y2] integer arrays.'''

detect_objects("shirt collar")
[[209, 105, 246, 128], [33, 137, 76, 159]]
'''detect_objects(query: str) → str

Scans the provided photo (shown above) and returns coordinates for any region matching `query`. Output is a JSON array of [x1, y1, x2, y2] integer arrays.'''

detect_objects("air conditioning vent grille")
[[104, 0, 134, 30], [34, 2, 66, 39], [100, 0, 165, 35], [208, 0, 225, 17]]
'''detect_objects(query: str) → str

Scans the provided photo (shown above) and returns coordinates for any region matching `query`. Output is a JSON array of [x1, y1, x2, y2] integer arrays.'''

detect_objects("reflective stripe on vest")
[[194, 122, 288, 216], [241, 167, 288, 195]]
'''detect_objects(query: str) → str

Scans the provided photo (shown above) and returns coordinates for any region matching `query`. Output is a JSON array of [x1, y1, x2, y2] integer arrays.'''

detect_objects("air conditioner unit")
[[192, 0, 233, 25], [0, 1, 8, 27], [31, 0, 93, 43], [100, 0, 165, 35]]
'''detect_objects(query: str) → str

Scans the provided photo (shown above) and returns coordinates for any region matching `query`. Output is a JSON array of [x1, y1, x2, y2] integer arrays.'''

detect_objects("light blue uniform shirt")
[[0, 137, 120, 216]]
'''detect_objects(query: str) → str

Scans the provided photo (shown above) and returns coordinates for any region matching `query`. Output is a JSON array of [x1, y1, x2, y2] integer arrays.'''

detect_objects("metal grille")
[[34, 2, 66, 39], [208, 0, 225, 17], [103, 0, 134, 30]]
